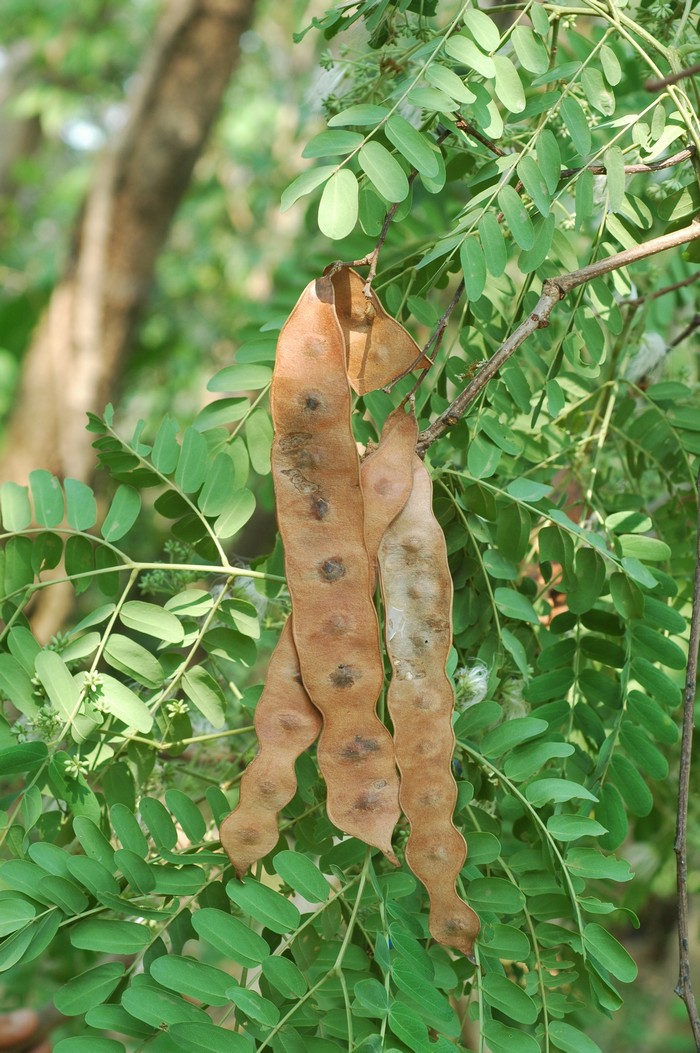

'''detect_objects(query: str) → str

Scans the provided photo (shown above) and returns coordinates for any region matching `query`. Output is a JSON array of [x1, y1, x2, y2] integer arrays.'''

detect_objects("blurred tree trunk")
[[0, 0, 255, 485], [0, 42, 43, 209]]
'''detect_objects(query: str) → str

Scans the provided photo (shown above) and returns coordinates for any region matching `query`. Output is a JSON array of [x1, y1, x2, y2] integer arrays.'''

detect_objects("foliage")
[[1, 0, 700, 1052]]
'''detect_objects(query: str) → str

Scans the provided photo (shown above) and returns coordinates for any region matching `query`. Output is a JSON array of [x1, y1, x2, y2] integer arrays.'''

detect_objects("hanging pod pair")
[[219, 268, 479, 957]]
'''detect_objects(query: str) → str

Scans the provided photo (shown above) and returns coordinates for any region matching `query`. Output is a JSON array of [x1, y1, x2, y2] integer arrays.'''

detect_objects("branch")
[[647, 62, 700, 91], [454, 115, 506, 157], [671, 313, 700, 348], [674, 463, 700, 1051], [626, 270, 700, 307], [416, 219, 700, 455], [560, 145, 696, 180]]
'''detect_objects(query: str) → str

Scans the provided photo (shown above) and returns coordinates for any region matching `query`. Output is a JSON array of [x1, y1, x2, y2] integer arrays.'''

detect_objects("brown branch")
[[454, 115, 506, 157], [560, 145, 696, 180], [671, 313, 700, 348], [416, 218, 700, 455], [626, 270, 700, 307], [646, 62, 700, 91], [674, 462, 700, 1051]]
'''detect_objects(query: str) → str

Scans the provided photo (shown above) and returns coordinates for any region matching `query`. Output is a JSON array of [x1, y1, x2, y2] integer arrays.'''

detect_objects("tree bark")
[[0, 0, 256, 485]]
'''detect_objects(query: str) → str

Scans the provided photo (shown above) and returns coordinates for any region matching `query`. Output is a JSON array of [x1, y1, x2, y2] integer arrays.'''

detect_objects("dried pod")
[[378, 442, 480, 958], [271, 276, 401, 861], [329, 266, 430, 394], [220, 407, 416, 877], [219, 620, 321, 878]]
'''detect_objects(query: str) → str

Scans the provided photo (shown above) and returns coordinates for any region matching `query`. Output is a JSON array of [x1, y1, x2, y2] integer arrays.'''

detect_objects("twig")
[[647, 62, 700, 91], [674, 462, 700, 1051], [386, 279, 465, 393], [415, 218, 700, 455], [560, 145, 696, 179], [626, 270, 700, 307], [454, 115, 506, 157], [671, 313, 700, 348]]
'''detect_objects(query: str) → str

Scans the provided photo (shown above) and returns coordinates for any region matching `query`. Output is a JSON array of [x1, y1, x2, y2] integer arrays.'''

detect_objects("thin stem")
[[647, 63, 700, 91], [674, 463, 700, 1049], [560, 145, 696, 179], [417, 219, 700, 455]]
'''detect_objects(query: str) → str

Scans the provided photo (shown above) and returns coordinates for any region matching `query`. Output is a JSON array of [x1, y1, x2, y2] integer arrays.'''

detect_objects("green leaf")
[[1, 481, 31, 531], [517, 155, 550, 215], [610, 573, 644, 620], [192, 908, 270, 967], [302, 130, 363, 158], [273, 850, 331, 902], [561, 96, 591, 156], [618, 534, 671, 562], [318, 169, 359, 240], [460, 237, 487, 300], [525, 779, 598, 805], [141, 796, 178, 850], [246, 408, 273, 476], [151, 416, 181, 474], [228, 986, 280, 1027], [498, 186, 535, 249], [583, 923, 638, 982], [444, 34, 495, 77], [281, 166, 335, 211], [261, 955, 307, 999], [479, 212, 507, 277], [104, 635, 164, 689], [96, 674, 153, 732], [170, 1023, 254, 1053], [609, 754, 653, 816], [354, 977, 389, 1017], [536, 130, 561, 194], [29, 469, 64, 527], [54, 962, 125, 1016], [115, 849, 156, 894], [547, 814, 607, 841], [467, 435, 501, 479], [482, 973, 538, 1024], [182, 666, 226, 727], [567, 548, 606, 614], [73, 816, 115, 869], [620, 721, 669, 779], [627, 690, 678, 745], [467, 877, 525, 914], [120, 600, 185, 644], [600, 45, 622, 85], [385, 115, 439, 177], [65, 478, 98, 531], [208, 365, 271, 394], [0, 656, 39, 719], [484, 1021, 541, 1053], [359, 142, 409, 203], [632, 657, 680, 707], [328, 105, 389, 127], [121, 982, 208, 1028], [71, 919, 150, 953], [633, 624, 686, 670], [227, 876, 300, 934], [150, 954, 234, 1006], [492, 55, 526, 112], [0, 899, 36, 936], [604, 146, 625, 213], [34, 650, 79, 723], [54, 1039, 125, 1053], [462, 8, 500, 50], [392, 958, 459, 1033], [550, 1021, 603, 1053], [388, 1002, 431, 1053], [512, 26, 549, 74], [480, 717, 548, 757], [213, 487, 256, 539], [101, 485, 141, 542], [165, 789, 206, 842], [480, 924, 531, 960], [48, 752, 100, 822], [425, 63, 476, 104], [494, 587, 540, 625], [175, 426, 209, 493]]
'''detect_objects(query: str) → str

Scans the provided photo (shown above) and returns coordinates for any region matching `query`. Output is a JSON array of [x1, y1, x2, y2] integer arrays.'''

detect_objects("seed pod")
[[219, 620, 321, 878], [220, 408, 416, 877], [271, 276, 401, 861], [378, 442, 480, 958], [329, 267, 429, 394]]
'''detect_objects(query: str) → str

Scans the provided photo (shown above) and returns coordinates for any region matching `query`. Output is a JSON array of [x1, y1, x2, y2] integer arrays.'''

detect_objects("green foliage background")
[[1, 1, 699, 1051]]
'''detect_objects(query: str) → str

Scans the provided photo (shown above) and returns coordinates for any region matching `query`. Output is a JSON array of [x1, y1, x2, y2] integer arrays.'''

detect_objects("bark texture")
[[1, 0, 256, 484]]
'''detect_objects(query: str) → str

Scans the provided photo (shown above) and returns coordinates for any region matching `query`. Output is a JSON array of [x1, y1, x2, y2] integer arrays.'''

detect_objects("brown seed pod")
[[378, 441, 480, 958], [219, 620, 321, 878], [271, 276, 401, 861], [329, 266, 430, 394], [219, 407, 417, 877]]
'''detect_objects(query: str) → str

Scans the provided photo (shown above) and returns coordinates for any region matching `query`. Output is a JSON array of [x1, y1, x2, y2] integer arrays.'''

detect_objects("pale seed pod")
[[219, 407, 416, 876], [329, 267, 429, 394], [378, 441, 480, 958], [270, 276, 401, 861]]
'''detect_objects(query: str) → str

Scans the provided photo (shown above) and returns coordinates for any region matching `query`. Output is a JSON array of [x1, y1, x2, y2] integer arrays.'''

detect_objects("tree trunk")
[[0, 0, 256, 485]]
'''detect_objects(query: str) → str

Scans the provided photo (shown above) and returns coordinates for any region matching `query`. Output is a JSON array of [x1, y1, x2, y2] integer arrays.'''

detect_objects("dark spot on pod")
[[279, 432, 312, 452], [330, 664, 359, 688], [304, 393, 321, 411], [319, 557, 346, 581], [341, 735, 380, 761], [311, 496, 330, 520], [354, 779, 388, 812], [279, 711, 302, 730], [292, 673, 303, 685], [418, 788, 443, 807], [414, 695, 433, 712], [238, 826, 261, 845], [258, 779, 279, 798], [444, 916, 469, 936], [324, 613, 350, 636]]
